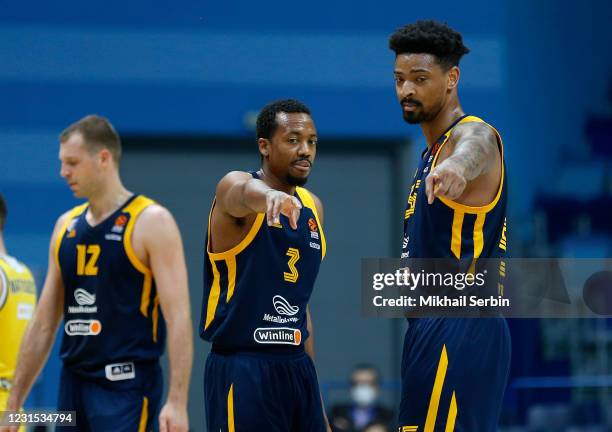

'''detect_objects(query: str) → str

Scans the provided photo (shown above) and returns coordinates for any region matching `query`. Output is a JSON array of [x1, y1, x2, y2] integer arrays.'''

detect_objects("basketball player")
[[200, 99, 330, 431], [3, 115, 193, 432], [389, 21, 511, 430], [0, 194, 37, 432]]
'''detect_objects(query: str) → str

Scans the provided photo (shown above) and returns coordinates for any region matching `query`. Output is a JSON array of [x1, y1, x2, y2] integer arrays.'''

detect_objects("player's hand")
[[425, 159, 467, 204], [265, 190, 302, 230], [159, 401, 188, 432]]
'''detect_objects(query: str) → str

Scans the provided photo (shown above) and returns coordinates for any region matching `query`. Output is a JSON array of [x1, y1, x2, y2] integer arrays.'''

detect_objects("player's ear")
[[447, 66, 460, 91], [99, 148, 113, 167], [258, 138, 270, 159]]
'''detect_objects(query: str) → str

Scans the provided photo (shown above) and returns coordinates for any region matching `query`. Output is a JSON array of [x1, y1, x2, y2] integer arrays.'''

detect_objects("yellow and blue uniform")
[[0, 254, 36, 432], [200, 172, 327, 432], [399, 116, 511, 431], [55, 195, 163, 432]]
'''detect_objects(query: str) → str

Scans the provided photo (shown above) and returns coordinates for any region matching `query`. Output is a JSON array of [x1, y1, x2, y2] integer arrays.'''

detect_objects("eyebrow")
[[409, 68, 431, 74]]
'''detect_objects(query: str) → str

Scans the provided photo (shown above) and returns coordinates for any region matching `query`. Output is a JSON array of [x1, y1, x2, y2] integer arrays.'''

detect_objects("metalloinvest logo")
[[253, 327, 302, 345], [65, 319, 102, 336], [75, 288, 95, 305], [68, 288, 98, 314], [273, 295, 299, 316]]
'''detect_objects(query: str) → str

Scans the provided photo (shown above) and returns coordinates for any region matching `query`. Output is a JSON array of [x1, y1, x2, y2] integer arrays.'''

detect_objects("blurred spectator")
[[329, 364, 394, 432]]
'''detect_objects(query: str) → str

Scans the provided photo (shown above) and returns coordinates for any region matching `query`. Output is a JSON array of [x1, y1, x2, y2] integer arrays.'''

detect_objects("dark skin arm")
[[211, 171, 303, 253], [425, 122, 501, 206]]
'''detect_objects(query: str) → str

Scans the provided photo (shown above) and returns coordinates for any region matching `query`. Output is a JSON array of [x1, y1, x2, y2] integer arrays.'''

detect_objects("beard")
[[286, 173, 309, 187], [402, 106, 436, 124]]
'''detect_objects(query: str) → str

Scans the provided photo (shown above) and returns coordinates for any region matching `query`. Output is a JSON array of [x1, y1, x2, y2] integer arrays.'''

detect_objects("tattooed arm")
[[426, 122, 501, 205]]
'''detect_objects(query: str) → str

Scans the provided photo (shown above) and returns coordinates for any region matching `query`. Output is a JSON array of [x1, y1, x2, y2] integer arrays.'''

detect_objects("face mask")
[[351, 384, 377, 406]]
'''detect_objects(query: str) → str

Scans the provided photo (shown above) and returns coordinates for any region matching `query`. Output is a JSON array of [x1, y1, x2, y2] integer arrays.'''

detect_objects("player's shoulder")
[[136, 201, 175, 227], [295, 187, 324, 220]]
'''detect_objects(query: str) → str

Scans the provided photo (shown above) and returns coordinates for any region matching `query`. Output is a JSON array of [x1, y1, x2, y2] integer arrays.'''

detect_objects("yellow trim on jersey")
[[204, 259, 221, 330], [227, 383, 235, 432], [295, 187, 326, 259], [432, 116, 505, 214], [473, 213, 486, 259], [226, 256, 237, 302], [138, 396, 149, 432], [204, 198, 265, 331], [445, 391, 458, 432], [424, 345, 449, 432], [152, 294, 160, 343], [54, 203, 88, 270], [450, 211, 464, 259], [123, 196, 156, 317], [206, 199, 266, 261]]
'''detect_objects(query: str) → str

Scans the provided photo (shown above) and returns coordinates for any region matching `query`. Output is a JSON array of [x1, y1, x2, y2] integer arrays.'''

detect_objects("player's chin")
[[286, 171, 309, 187]]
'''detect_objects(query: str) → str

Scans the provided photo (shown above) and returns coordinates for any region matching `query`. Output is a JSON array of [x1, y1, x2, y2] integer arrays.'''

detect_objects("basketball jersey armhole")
[[206, 198, 266, 261], [295, 187, 326, 259], [123, 195, 155, 276], [431, 116, 505, 215]]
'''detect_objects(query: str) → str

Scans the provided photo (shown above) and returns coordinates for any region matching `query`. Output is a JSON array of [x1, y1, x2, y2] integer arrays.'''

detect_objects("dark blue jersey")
[[56, 194, 166, 377], [199, 173, 326, 352], [402, 115, 508, 261]]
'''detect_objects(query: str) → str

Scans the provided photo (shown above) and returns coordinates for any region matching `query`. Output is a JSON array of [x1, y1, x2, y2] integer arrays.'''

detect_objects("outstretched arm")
[[426, 122, 500, 204], [215, 171, 302, 229], [4, 215, 67, 421], [139, 206, 192, 432]]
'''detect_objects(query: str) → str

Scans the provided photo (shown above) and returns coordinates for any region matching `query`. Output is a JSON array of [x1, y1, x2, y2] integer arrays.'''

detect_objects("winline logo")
[[65, 319, 102, 336], [253, 327, 302, 346]]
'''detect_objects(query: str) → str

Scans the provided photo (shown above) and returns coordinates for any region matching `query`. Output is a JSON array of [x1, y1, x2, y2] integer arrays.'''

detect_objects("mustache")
[[292, 158, 312, 166], [401, 98, 423, 107]]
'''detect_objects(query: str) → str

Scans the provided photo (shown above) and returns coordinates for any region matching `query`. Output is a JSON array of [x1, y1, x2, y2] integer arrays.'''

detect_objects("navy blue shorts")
[[204, 348, 326, 432], [399, 318, 511, 432], [57, 362, 163, 432]]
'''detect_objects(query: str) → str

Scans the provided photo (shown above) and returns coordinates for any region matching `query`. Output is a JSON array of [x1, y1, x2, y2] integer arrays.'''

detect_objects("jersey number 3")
[[76, 244, 100, 276], [283, 248, 300, 283]]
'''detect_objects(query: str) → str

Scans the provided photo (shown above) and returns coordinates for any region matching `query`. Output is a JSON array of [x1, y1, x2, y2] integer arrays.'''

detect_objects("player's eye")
[[289, 137, 298, 144], [416, 76, 427, 83]]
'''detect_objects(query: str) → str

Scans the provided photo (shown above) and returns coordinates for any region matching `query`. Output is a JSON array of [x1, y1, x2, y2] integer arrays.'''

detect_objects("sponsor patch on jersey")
[[64, 319, 102, 336], [310, 231, 319, 239], [273, 295, 299, 316], [253, 327, 302, 346], [308, 218, 318, 232], [309, 242, 320, 250], [105, 233, 123, 241], [111, 215, 128, 233], [17, 303, 34, 320], [105, 362, 135, 381], [66, 218, 78, 238], [68, 288, 98, 314]]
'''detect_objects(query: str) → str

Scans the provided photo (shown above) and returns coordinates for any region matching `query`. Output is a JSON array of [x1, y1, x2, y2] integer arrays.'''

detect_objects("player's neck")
[[87, 176, 132, 222], [421, 104, 464, 147], [258, 168, 295, 195], [0, 236, 6, 256]]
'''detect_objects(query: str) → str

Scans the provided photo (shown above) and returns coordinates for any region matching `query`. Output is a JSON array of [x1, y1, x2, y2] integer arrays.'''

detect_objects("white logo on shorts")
[[105, 362, 135, 381]]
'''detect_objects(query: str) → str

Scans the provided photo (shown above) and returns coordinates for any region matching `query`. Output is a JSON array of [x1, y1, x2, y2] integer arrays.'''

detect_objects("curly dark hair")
[[256, 99, 311, 141], [0, 193, 6, 232], [389, 20, 470, 70]]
